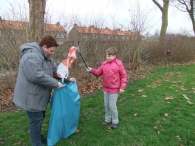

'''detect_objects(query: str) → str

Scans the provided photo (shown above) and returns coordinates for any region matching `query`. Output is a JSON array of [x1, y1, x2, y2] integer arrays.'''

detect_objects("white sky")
[[0, 0, 193, 36]]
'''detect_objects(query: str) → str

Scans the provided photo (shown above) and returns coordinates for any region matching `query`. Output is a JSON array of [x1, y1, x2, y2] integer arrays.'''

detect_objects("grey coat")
[[13, 42, 63, 112]]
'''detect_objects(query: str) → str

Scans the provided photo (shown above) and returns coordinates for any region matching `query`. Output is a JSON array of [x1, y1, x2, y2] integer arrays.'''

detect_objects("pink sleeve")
[[91, 65, 103, 77], [120, 64, 127, 89]]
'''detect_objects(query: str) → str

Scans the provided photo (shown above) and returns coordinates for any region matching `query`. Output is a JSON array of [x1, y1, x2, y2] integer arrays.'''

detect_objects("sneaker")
[[111, 124, 118, 129], [102, 121, 109, 125]]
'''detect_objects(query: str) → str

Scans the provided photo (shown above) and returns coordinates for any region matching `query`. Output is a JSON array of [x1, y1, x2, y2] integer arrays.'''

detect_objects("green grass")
[[1, 64, 195, 146]]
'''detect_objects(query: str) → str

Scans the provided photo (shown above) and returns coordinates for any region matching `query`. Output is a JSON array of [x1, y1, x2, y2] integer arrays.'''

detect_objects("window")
[[56, 33, 65, 38], [57, 41, 64, 45]]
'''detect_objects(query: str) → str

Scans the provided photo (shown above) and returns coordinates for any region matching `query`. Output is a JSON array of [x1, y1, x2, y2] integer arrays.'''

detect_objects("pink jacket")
[[91, 58, 127, 94]]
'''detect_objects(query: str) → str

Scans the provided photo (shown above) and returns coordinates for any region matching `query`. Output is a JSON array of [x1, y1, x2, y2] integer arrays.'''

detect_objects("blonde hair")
[[106, 47, 118, 56]]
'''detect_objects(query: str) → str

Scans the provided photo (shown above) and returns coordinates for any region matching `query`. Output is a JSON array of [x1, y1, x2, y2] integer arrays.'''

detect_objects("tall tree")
[[28, 0, 46, 42], [152, 0, 170, 44], [173, 0, 195, 34]]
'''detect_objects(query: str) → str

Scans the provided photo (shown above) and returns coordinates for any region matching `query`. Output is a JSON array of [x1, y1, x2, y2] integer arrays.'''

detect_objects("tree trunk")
[[152, 0, 169, 43], [189, 11, 195, 34], [28, 0, 46, 42], [152, 0, 169, 60], [176, 0, 195, 34], [160, 0, 169, 44]]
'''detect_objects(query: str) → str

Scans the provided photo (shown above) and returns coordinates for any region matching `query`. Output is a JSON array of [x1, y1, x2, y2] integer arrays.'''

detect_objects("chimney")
[[56, 22, 60, 25]]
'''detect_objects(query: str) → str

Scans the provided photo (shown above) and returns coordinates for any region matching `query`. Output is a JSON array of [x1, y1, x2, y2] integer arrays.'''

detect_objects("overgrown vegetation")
[[1, 63, 195, 145], [1, 32, 195, 111]]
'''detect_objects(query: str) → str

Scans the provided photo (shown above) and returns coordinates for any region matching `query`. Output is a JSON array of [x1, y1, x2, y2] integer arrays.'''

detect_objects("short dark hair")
[[39, 35, 58, 48], [106, 47, 118, 56]]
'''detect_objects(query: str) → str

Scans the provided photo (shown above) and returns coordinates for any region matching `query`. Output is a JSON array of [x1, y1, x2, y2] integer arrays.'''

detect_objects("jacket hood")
[[20, 42, 46, 58]]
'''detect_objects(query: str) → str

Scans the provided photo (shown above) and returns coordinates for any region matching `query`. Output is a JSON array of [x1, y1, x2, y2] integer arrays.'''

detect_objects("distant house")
[[68, 24, 144, 42], [45, 22, 67, 45], [0, 17, 67, 47]]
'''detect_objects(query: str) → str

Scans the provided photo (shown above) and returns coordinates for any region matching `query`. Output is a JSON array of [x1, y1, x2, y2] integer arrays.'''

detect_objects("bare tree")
[[172, 0, 195, 34], [28, 0, 46, 42], [152, 0, 170, 43]]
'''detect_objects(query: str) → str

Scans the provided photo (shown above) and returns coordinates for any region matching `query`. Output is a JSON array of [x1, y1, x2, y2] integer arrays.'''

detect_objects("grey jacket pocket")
[[26, 94, 48, 111]]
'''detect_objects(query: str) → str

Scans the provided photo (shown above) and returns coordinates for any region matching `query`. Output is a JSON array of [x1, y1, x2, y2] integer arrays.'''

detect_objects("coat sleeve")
[[22, 54, 58, 89], [119, 63, 127, 90], [91, 64, 104, 77], [51, 61, 59, 79]]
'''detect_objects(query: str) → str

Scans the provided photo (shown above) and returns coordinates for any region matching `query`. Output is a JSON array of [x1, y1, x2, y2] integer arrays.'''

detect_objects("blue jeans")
[[26, 111, 45, 146]]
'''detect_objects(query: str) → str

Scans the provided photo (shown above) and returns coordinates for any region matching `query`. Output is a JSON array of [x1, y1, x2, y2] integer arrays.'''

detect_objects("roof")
[[74, 24, 144, 37], [0, 20, 66, 32]]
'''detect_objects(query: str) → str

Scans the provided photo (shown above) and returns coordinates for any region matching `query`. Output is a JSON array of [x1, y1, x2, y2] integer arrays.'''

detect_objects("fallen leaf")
[[188, 101, 193, 104], [138, 89, 144, 92], [75, 129, 80, 134], [183, 94, 190, 100], [165, 96, 173, 100], [180, 86, 187, 90], [141, 95, 147, 98], [107, 126, 112, 130], [176, 106, 182, 109], [13, 142, 21, 145], [183, 94, 193, 104]]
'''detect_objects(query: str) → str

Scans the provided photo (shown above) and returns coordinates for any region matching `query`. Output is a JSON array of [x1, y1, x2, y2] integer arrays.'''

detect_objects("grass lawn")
[[1, 63, 195, 146]]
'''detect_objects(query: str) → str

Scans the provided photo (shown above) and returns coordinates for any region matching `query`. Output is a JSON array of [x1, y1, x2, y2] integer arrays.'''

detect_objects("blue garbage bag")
[[47, 82, 80, 146]]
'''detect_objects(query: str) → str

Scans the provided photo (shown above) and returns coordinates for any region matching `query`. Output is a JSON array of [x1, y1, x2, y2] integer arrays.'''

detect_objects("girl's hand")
[[86, 67, 92, 72], [70, 78, 76, 82], [119, 89, 124, 93]]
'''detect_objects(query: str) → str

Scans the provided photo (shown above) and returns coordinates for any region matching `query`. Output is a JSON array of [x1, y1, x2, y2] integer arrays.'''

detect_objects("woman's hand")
[[69, 78, 76, 82], [57, 82, 64, 88]]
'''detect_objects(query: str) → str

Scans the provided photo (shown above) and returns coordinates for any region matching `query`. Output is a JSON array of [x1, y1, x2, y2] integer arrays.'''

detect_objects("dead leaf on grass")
[[176, 106, 182, 109], [138, 89, 144, 92], [75, 129, 80, 134], [183, 94, 193, 104], [107, 126, 112, 130], [141, 95, 147, 98], [13, 142, 21, 145], [165, 96, 173, 100], [176, 135, 182, 141], [180, 86, 187, 90]]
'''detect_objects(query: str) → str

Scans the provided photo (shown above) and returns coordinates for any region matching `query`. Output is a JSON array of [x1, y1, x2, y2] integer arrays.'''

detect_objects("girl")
[[88, 47, 127, 129]]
